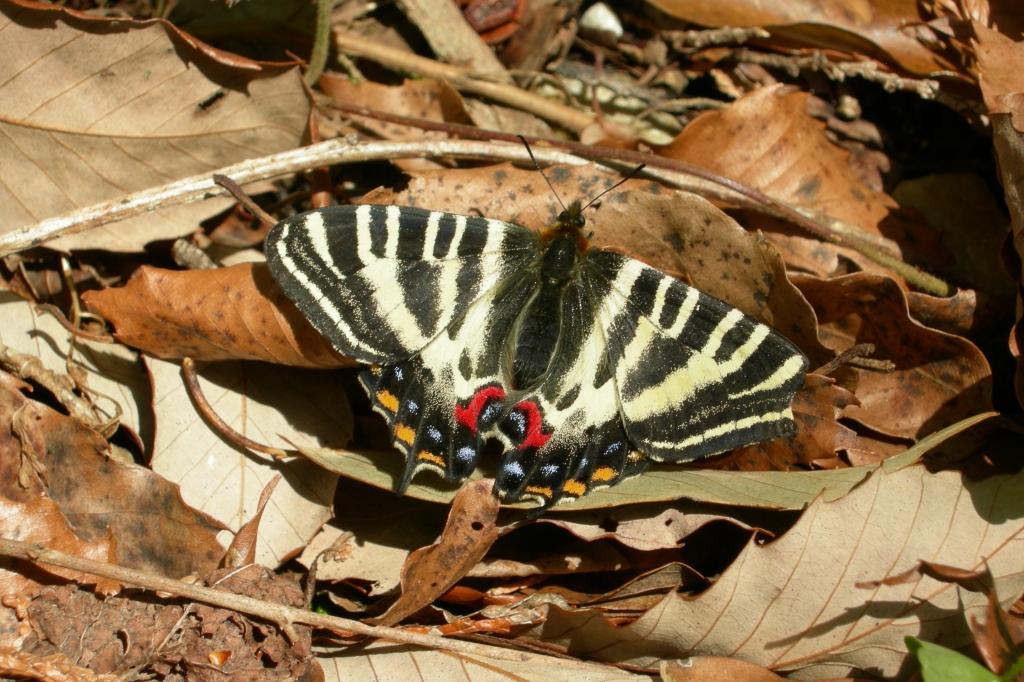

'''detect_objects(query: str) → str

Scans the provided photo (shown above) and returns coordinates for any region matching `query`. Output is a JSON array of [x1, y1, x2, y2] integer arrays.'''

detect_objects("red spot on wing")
[[515, 400, 551, 450], [454, 386, 506, 435]]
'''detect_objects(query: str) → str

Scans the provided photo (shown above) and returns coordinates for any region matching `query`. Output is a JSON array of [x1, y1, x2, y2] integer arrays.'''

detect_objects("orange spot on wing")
[[592, 466, 617, 482], [394, 423, 415, 445], [525, 485, 553, 499], [417, 451, 444, 466], [562, 480, 586, 497], [376, 389, 399, 412]]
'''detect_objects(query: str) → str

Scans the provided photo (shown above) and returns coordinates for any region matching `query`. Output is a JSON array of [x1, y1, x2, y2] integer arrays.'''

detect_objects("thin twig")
[[332, 30, 594, 133], [0, 537, 622, 671], [181, 357, 288, 459], [0, 139, 586, 257], [303, 0, 332, 86], [212, 173, 277, 229]]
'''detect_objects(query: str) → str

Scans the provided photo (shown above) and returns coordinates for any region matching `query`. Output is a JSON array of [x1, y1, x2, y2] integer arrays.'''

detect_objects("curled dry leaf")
[[647, 0, 951, 74], [720, 372, 872, 470], [82, 264, 351, 367], [519, 460, 1024, 678], [0, 290, 150, 444], [0, 371, 224, 596], [0, 0, 309, 253], [374, 479, 502, 626], [794, 273, 992, 439], [659, 86, 946, 281]]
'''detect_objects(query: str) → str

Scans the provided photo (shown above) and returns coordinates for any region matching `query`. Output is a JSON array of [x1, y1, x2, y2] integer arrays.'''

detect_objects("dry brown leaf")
[[521, 462, 1024, 677], [662, 657, 787, 681], [648, 0, 951, 74], [794, 273, 992, 439], [0, 0, 308, 252], [147, 357, 345, 567], [720, 372, 872, 470], [299, 480, 449, 599], [375, 479, 501, 626], [974, 24, 1024, 410], [971, 589, 1024, 675], [314, 640, 643, 681], [540, 505, 749, 553], [222, 475, 281, 568], [83, 264, 350, 367], [0, 289, 150, 444], [0, 371, 224, 596], [660, 88, 940, 260]]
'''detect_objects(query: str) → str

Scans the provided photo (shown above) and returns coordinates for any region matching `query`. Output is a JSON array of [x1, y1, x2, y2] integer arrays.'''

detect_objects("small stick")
[[181, 357, 288, 459], [0, 536, 622, 670]]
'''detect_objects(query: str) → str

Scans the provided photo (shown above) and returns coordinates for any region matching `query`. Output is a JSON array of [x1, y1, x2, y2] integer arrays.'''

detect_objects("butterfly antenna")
[[581, 163, 646, 213], [518, 135, 568, 214]]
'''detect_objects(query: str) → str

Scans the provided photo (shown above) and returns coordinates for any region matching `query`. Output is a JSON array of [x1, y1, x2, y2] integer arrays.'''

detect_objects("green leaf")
[[905, 637, 998, 682]]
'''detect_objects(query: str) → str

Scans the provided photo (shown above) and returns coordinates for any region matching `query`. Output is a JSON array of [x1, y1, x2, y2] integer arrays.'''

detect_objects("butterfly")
[[265, 177, 808, 508]]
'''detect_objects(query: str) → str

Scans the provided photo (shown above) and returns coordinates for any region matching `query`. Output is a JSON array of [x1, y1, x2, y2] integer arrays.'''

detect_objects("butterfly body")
[[267, 200, 808, 508]]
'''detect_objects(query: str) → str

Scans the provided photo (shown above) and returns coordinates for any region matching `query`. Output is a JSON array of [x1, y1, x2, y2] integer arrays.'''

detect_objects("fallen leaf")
[[523, 461, 1024, 677], [147, 357, 346, 567], [0, 371, 224, 594], [0, 289, 150, 444], [83, 264, 350, 367], [0, 0, 308, 252], [660, 87, 943, 270], [375, 479, 501, 625], [314, 640, 644, 681], [794, 273, 992, 439], [647, 0, 952, 74]]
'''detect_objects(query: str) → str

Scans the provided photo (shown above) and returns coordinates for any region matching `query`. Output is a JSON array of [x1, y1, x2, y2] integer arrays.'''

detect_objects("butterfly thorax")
[[508, 206, 591, 390]]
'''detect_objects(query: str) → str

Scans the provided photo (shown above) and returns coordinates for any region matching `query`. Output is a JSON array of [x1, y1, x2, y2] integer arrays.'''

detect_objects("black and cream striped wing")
[[485, 249, 808, 507], [266, 205, 537, 363], [588, 251, 807, 460], [267, 204, 540, 491]]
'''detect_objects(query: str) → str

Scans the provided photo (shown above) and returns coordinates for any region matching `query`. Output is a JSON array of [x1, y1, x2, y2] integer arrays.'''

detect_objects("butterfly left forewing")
[[269, 204, 538, 488]]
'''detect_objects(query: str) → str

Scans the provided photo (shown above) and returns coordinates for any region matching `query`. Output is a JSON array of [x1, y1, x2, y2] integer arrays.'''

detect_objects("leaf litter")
[[0, 0, 1021, 680]]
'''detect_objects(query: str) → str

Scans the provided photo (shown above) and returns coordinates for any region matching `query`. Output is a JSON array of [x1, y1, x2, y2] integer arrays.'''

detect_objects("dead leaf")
[[0, 371, 224, 594], [0, 0, 308, 252], [375, 479, 501, 625], [660, 87, 944, 267], [83, 264, 350, 367], [147, 357, 345, 567], [794, 273, 992, 439], [314, 640, 643, 681], [521, 462, 1024, 678], [223, 475, 281, 568], [540, 505, 750, 553], [299, 480, 449, 599], [648, 0, 952, 74], [0, 290, 150, 445]]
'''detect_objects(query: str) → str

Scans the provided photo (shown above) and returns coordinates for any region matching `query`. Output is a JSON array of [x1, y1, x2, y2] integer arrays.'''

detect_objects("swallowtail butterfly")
[[266, 178, 808, 508]]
